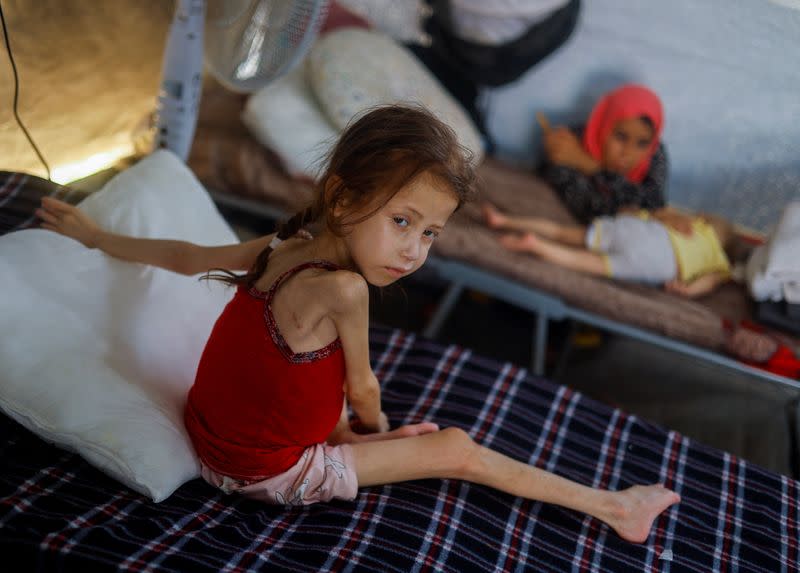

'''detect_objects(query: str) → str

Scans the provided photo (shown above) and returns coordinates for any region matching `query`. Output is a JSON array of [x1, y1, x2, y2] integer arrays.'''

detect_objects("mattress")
[[2, 327, 797, 572]]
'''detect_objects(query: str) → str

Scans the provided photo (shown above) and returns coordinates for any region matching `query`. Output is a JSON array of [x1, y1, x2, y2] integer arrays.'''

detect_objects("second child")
[[539, 83, 668, 223], [484, 202, 735, 298]]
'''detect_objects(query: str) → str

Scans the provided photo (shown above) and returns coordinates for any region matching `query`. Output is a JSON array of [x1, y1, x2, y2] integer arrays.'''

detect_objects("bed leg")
[[423, 282, 465, 338], [532, 312, 549, 376]]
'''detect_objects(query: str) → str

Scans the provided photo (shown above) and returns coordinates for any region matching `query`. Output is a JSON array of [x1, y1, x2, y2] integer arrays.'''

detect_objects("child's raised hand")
[[536, 112, 551, 134], [543, 126, 597, 173], [37, 197, 102, 248]]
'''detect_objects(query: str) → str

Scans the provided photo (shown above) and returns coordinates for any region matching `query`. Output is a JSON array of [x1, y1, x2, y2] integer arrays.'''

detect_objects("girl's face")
[[601, 117, 655, 175], [342, 173, 459, 287]]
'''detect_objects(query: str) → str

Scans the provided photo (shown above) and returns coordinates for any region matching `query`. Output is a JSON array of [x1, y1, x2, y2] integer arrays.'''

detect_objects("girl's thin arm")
[[38, 197, 272, 275], [92, 234, 273, 275], [327, 271, 387, 433]]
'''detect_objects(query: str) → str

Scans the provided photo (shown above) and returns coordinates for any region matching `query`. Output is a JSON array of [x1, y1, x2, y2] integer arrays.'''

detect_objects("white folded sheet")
[[746, 201, 800, 302]]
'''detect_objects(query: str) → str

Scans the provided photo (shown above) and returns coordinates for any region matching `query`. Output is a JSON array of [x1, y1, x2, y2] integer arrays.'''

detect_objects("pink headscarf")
[[582, 84, 664, 183]]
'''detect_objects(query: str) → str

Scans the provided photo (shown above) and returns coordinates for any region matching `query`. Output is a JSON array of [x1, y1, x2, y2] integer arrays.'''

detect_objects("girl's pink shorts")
[[200, 443, 358, 505]]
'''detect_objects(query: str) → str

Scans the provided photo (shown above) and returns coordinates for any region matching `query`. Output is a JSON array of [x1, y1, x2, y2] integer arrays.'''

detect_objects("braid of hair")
[[202, 204, 319, 288]]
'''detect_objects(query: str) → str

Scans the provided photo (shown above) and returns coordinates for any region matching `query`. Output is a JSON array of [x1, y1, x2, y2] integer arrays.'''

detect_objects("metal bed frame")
[[423, 257, 800, 391]]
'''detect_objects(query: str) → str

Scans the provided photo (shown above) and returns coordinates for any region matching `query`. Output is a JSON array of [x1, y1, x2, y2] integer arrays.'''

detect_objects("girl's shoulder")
[[272, 263, 368, 312], [314, 268, 369, 314]]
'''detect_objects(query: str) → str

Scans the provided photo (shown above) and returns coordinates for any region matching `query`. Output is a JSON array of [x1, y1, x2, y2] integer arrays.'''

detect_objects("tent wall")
[[486, 0, 800, 232], [1, 0, 797, 231], [0, 1, 171, 180]]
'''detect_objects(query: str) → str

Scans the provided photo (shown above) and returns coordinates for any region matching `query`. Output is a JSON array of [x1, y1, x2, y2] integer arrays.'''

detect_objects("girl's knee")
[[439, 427, 480, 477], [440, 426, 470, 442]]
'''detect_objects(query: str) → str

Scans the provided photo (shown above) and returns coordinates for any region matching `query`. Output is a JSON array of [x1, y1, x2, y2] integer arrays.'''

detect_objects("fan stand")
[[154, 0, 205, 161]]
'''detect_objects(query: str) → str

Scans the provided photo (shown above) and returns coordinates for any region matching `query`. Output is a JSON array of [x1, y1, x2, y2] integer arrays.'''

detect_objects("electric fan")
[[154, 0, 330, 160]]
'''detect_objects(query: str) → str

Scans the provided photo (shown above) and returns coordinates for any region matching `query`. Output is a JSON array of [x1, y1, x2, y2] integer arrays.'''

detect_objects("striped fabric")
[[0, 171, 83, 236], [1, 326, 798, 572]]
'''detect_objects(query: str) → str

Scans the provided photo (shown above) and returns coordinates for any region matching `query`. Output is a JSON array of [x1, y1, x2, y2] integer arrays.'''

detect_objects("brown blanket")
[[436, 157, 752, 351]]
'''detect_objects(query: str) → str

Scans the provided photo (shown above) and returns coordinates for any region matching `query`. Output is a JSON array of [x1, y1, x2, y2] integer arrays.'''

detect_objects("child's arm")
[[328, 271, 389, 433], [537, 113, 600, 176], [664, 272, 729, 298], [543, 130, 600, 176], [38, 197, 272, 275]]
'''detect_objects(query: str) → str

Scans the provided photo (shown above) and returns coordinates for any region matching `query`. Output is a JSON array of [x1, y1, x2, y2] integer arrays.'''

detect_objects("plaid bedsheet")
[[0, 171, 83, 236], [1, 326, 798, 572]]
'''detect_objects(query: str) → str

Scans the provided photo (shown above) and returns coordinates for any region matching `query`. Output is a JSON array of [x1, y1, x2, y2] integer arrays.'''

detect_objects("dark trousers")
[[409, 0, 581, 149]]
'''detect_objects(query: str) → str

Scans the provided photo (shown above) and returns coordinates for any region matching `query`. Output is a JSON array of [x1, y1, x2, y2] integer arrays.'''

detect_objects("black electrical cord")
[[0, 0, 52, 180]]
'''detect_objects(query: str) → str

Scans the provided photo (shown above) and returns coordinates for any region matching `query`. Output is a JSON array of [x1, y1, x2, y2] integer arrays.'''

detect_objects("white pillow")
[[335, 0, 431, 44], [242, 63, 340, 180], [0, 150, 237, 502], [765, 201, 800, 280], [307, 28, 485, 163]]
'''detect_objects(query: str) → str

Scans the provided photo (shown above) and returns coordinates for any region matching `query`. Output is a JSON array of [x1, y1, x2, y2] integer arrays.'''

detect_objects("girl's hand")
[[544, 127, 599, 174], [37, 197, 102, 248], [328, 420, 440, 445], [351, 411, 391, 434]]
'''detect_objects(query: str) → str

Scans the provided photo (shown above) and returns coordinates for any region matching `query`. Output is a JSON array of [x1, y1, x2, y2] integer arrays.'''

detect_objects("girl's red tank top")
[[184, 260, 346, 480]]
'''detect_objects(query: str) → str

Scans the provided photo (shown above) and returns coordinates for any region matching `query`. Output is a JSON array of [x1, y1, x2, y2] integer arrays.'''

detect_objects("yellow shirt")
[[664, 218, 731, 283]]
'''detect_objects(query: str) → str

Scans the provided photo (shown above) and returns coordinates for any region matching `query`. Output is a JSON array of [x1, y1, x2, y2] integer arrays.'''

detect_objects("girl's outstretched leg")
[[351, 427, 680, 543]]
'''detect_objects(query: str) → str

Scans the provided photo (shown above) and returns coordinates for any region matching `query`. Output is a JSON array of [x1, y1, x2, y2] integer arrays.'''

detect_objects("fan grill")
[[205, 0, 329, 92]]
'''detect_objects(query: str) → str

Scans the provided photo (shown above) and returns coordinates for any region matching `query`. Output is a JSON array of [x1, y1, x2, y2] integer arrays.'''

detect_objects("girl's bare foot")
[[604, 484, 681, 543], [498, 232, 542, 255], [482, 203, 508, 229]]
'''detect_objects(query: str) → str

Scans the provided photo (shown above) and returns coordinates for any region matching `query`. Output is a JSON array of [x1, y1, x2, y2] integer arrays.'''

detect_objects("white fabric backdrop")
[[485, 0, 800, 232]]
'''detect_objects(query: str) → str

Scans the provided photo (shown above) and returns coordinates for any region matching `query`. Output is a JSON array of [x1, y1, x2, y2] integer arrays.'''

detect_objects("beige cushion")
[[307, 28, 485, 163]]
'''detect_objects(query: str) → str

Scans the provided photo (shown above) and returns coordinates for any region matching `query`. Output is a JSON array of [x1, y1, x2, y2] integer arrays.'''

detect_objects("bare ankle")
[[600, 485, 681, 543], [602, 493, 629, 522]]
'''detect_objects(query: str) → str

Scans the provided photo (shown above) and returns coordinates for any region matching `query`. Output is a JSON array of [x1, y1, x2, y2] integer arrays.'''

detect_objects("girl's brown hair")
[[208, 104, 477, 287]]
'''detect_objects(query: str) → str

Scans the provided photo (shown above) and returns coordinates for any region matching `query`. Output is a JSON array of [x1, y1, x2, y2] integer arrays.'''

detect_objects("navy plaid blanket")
[[1, 327, 798, 572], [0, 171, 83, 236]]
